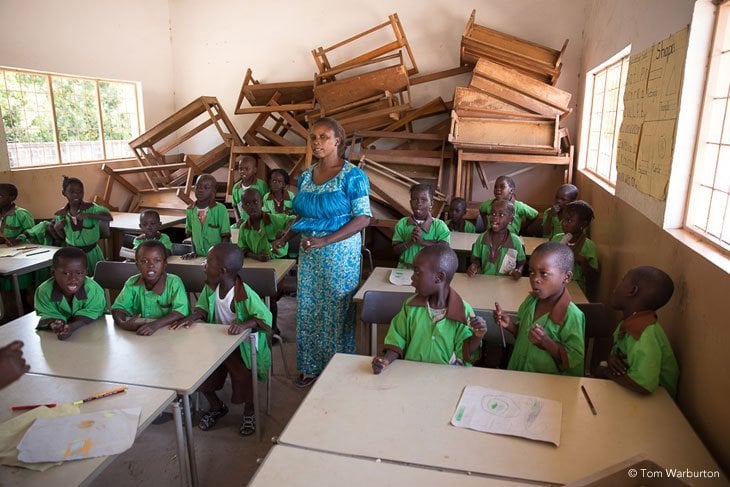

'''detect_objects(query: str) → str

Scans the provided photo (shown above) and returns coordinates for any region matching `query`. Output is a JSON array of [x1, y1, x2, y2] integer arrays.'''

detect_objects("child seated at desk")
[[262, 168, 294, 215], [172, 243, 271, 436], [183, 174, 231, 259], [551, 200, 599, 295], [479, 175, 537, 235], [393, 183, 450, 269], [540, 183, 578, 240], [372, 245, 487, 374], [111, 240, 189, 336], [232, 155, 269, 227], [34, 247, 105, 340], [446, 197, 475, 233], [467, 199, 525, 280], [494, 242, 585, 376], [237, 188, 295, 261], [133, 209, 173, 255], [0, 183, 36, 299], [596, 266, 679, 398]]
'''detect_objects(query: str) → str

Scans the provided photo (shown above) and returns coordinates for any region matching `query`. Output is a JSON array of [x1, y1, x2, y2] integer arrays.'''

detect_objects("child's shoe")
[[240, 412, 256, 436], [198, 403, 229, 431]]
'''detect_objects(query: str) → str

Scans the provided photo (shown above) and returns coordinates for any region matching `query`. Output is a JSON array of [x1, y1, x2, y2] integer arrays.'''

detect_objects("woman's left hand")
[[301, 236, 326, 252]]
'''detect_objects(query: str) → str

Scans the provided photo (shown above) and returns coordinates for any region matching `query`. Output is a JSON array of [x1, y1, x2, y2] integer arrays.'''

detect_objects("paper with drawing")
[[451, 385, 562, 446], [17, 408, 141, 463], [389, 268, 414, 286]]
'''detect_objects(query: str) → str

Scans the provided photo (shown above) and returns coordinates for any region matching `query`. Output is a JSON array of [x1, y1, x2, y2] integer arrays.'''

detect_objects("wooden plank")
[[409, 66, 472, 86], [232, 145, 308, 155], [255, 126, 295, 146], [466, 25, 561, 66], [469, 74, 565, 117], [156, 117, 217, 155], [355, 130, 445, 141], [109, 163, 189, 175], [459, 151, 571, 164], [454, 86, 532, 114], [360, 97, 448, 146], [129, 97, 210, 147], [314, 64, 409, 113]]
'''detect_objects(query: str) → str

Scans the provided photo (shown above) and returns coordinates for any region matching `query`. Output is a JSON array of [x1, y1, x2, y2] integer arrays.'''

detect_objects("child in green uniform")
[[596, 266, 679, 398], [34, 247, 105, 340], [111, 240, 189, 336], [0, 183, 36, 298], [467, 200, 525, 279], [372, 245, 487, 373], [479, 175, 537, 235], [551, 200, 599, 296], [21, 220, 58, 246], [52, 177, 112, 276], [237, 188, 295, 261], [495, 242, 585, 376], [231, 156, 268, 227], [262, 168, 294, 215], [540, 183, 578, 240], [172, 243, 271, 436], [183, 174, 231, 258], [446, 197, 475, 233], [392, 184, 450, 269], [133, 209, 173, 255]]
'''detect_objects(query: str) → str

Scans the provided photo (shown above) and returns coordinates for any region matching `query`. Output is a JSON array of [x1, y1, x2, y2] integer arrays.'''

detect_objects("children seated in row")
[[134, 209, 173, 255], [372, 245, 487, 373], [263, 169, 294, 215], [393, 184, 450, 269], [184, 174, 231, 258], [231, 155, 268, 227], [34, 247, 106, 340], [173, 243, 271, 436], [540, 183, 578, 240], [52, 177, 113, 276], [468, 199, 525, 279], [597, 266, 679, 398], [446, 197, 475, 233], [551, 200, 599, 294], [111, 240, 189, 336], [479, 175, 537, 235], [237, 188, 295, 261], [495, 242, 585, 376]]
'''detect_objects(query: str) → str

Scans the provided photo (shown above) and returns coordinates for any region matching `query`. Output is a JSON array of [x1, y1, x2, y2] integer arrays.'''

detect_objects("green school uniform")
[[508, 291, 585, 376], [34, 276, 105, 322], [237, 213, 295, 259], [196, 278, 272, 381], [20, 220, 55, 287], [54, 202, 111, 276], [232, 179, 269, 224], [185, 202, 231, 257], [111, 273, 189, 319], [132, 233, 173, 253], [479, 199, 538, 235], [0, 205, 36, 291], [262, 190, 295, 215], [611, 311, 679, 398], [551, 233, 599, 293], [383, 289, 477, 365], [446, 219, 476, 233], [393, 216, 451, 269], [471, 231, 525, 275], [542, 211, 563, 240]]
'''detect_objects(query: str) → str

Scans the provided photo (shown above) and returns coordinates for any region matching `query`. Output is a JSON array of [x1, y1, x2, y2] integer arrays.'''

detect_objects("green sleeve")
[[237, 227, 250, 251], [160, 233, 173, 251], [434, 220, 451, 243], [217, 204, 231, 235], [520, 201, 538, 220], [479, 199, 492, 214], [185, 208, 193, 235], [511, 233, 526, 262], [195, 284, 214, 322], [471, 233, 485, 259], [558, 305, 586, 376], [111, 276, 140, 315], [238, 284, 273, 327], [231, 183, 241, 208], [383, 300, 412, 354], [582, 239, 599, 271], [626, 327, 663, 392], [255, 179, 269, 197], [75, 278, 106, 320], [168, 275, 190, 316], [18, 209, 36, 233], [34, 282, 66, 321], [454, 302, 476, 361], [464, 221, 476, 233], [392, 218, 409, 243]]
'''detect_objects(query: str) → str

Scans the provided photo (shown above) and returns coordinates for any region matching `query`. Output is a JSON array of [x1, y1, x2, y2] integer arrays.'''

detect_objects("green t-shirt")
[[393, 217, 451, 269], [612, 319, 679, 398], [185, 203, 231, 257], [132, 233, 173, 252], [551, 233, 599, 293], [111, 273, 189, 319], [262, 190, 295, 215], [34, 276, 105, 322], [471, 231, 525, 275], [232, 179, 269, 223], [542, 211, 563, 240], [446, 219, 476, 233], [237, 213, 295, 259], [508, 293, 585, 376], [0, 206, 35, 241], [54, 202, 111, 247], [384, 292, 476, 365], [479, 199, 538, 234]]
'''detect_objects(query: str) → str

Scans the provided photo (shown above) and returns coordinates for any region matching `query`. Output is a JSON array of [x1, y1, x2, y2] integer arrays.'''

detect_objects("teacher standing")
[[276, 117, 371, 387]]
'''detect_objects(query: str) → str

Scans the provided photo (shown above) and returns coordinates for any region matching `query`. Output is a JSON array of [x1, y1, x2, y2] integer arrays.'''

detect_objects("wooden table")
[[167, 256, 295, 284], [0, 374, 175, 487], [0, 313, 252, 487], [278, 354, 726, 485], [449, 232, 547, 256], [250, 445, 539, 486], [0, 245, 59, 315], [109, 212, 185, 231]]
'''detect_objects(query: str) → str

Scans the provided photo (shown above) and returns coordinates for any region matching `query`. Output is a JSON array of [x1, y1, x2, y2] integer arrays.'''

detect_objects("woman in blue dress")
[[274, 117, 371, 387]]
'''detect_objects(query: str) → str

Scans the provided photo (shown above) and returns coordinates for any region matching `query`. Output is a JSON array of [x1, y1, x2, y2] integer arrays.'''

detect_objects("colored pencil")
[[73, 386, 127, 406], [581, 385, 597, 415]]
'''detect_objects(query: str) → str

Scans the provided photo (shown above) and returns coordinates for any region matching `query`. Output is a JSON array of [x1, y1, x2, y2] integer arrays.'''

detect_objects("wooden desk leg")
[[172, 399, 191, 487], [181, 393, 199, 487], [12, 274, 23, 315], [249, 333, 261, 443]]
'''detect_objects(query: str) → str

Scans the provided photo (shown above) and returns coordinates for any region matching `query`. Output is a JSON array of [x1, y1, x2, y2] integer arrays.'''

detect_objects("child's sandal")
[[240, 413, 256, 436], [293, 373, 317, 388], [198, 403, 229, 431]]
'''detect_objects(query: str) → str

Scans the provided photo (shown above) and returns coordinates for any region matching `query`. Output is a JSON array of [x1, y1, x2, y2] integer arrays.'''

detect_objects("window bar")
[[46, 74, 62, 164], [95, 80, 107, 160]]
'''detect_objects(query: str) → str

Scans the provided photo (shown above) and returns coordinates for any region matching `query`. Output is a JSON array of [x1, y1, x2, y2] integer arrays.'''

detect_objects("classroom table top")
[[110, 212, 185, 231], [167, 256, 295, 282], [0, 373, 174, 487], [353, 267, 587, 312], [0, 314, 247, 395], [0, 245, 59, 276], [249, 445, 540, 487], [278, 354, 726, 485], [449, 232, 547, 255]]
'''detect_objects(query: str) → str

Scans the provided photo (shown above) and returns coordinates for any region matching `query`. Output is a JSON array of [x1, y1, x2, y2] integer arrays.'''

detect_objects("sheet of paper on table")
[[389, 269, 413, 286], [17, 408, 141, 463], [451, 385, 562, 446]]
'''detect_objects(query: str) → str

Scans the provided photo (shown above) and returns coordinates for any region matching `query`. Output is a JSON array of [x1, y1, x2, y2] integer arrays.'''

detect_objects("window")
[[580, 53, 630, 187], [0, 67, 142, 168], [686, 4, 730, 252]]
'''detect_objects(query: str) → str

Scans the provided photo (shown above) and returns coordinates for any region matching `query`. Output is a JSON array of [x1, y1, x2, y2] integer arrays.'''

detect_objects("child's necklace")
[[487, 230, 509, 263]]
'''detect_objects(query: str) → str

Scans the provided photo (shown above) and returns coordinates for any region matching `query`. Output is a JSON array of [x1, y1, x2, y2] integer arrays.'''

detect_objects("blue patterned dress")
[[292, 162, 371, 375]]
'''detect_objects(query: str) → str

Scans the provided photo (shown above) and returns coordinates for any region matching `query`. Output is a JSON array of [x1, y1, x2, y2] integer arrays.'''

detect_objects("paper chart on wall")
[[451, 385, 562, 446], [17, 408, 141, 463]]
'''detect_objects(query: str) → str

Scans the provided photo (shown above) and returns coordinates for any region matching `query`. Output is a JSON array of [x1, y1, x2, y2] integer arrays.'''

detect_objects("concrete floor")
[[90, 296, 308, 487]]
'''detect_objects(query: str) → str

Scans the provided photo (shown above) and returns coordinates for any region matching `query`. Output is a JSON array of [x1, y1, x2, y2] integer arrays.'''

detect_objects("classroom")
[[0, 0, 728, 485]]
